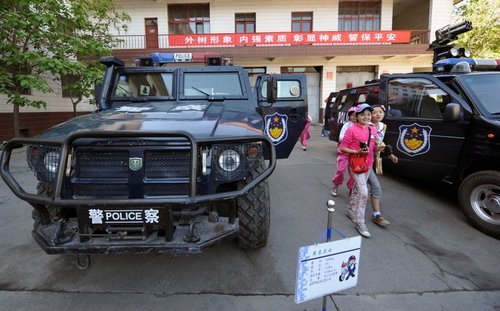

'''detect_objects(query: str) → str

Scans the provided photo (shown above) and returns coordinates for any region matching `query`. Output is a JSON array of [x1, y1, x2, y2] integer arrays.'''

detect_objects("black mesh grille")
[[145, 151, 191, 178], [144, 184, 190, 197], [75, 151, 128, 179], [73, 184, 129, 199], [71, 143, 192, 199]]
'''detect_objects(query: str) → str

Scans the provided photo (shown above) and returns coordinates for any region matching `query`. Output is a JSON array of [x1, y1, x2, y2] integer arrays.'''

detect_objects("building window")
[[235, 13, 256, 33], [61, 74, 78, 98], [291, 12, 313, 32], [168, 4, 210, 34], [338, 1, 381, 31]]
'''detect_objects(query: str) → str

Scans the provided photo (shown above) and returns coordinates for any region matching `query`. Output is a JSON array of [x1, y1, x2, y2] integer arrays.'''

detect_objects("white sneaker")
[[331, 185, 338, 197], [356, 222, 371, 238], [346, 209, 356, 223]]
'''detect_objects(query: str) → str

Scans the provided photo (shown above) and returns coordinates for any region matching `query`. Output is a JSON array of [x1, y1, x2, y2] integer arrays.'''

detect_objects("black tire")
[[237, 161, 271, 249], [459, 171, 500, 239]]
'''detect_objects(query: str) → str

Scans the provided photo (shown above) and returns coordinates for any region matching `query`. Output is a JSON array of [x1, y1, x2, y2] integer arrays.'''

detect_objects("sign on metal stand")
[[295, 200, 362, 306]]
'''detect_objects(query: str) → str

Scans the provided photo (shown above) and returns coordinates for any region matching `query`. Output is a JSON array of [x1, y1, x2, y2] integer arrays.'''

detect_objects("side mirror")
[[444, 103, 461, 122], [94, 81, 103, 108], [267, 76, 277, 104]]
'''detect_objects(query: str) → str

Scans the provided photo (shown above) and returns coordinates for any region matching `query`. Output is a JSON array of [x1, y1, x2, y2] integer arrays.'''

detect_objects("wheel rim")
[[470, 183, 500, 225]]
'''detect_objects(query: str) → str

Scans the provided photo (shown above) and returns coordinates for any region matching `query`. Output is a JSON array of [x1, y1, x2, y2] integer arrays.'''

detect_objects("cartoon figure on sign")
[[264, 112, 288, 145], [346, 255, 357, 280], [397, 123, 432, 157], [339, 261, 348, 281]]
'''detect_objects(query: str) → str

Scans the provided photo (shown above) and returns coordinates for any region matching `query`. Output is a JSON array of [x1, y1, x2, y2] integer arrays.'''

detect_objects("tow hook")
[[183, 221, 201, 243], [75, 255, 91, 270]]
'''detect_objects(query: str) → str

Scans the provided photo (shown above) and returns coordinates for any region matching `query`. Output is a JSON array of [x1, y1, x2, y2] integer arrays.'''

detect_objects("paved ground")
[[0, 124, 499, 311]]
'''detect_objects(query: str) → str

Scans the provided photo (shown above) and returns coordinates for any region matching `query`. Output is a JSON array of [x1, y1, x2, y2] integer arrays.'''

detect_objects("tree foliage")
[[0, 0, 130, 135], [453, 0, 500, 58]]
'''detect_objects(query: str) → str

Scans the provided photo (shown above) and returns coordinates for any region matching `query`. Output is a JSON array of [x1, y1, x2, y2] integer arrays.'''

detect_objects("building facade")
[[0, 0, 454, 141]]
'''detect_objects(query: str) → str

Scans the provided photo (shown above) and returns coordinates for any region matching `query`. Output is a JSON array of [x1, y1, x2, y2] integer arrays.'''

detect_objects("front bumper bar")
[[33, 215, 239, 255], [0, 130, 276, 207]]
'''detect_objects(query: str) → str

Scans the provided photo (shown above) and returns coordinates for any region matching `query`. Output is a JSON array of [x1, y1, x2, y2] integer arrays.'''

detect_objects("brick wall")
[[0, 111, 90, 142]]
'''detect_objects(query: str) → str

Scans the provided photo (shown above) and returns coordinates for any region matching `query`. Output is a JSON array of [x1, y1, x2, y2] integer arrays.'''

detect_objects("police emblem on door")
[[265, 112, 288, 145], [129, 157, 143, 171], [397, 123, 432, 157]]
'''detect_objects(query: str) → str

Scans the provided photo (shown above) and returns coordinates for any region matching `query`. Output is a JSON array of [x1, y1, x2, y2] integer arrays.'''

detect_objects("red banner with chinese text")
[[168, 31, 411, 47]]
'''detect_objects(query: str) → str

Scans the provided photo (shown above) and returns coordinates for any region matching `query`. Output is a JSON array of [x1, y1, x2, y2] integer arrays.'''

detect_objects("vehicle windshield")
[[183, 72, 243, 97], [461, 73, 500, 114], [113, 73, 173, 98]]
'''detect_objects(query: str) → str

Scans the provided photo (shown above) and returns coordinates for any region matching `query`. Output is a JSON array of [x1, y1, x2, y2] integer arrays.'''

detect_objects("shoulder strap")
[[381, 123, 387, 135], [368, 127, 371, 145]]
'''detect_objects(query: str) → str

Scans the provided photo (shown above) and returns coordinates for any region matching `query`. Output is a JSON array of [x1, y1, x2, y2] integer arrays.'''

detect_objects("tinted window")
[[113, 73, 173, 97], [461, 74, 500, 114], [387, 78, 450, 119], [261, 80, 301, 99], [184, 72, 243, 97]]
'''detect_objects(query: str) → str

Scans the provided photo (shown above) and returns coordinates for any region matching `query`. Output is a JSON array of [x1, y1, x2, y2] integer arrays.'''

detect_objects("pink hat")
[[355, 103, 373, 114]]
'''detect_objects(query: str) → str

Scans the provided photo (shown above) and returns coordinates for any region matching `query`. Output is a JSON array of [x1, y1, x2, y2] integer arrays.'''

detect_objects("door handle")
[[289, 108, 299, 122]]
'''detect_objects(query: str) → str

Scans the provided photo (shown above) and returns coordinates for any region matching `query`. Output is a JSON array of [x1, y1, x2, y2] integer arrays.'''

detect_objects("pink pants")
[[347, 170, 370, 223], [300, 126, 310, 148], [332, 152, 355, 190]]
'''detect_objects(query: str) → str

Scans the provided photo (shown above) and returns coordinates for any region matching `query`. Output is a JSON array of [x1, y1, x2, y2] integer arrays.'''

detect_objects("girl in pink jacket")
[[339, 104, 379, 238]]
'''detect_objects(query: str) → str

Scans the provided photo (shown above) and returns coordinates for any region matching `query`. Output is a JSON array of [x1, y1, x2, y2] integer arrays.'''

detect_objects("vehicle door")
[[255, 74, 307, 159], [329, 90, 351, 142], [381, 74, 472, 180], [329, 86, 376, 142]]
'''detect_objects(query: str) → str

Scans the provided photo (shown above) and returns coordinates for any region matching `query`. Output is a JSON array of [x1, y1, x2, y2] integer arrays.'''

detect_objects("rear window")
[[335, 85, 378, 114]]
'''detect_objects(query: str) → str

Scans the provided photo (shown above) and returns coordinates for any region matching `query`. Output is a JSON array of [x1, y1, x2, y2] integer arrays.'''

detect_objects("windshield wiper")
[[116, 85, 132, 97], [192, 87, 210, 97]]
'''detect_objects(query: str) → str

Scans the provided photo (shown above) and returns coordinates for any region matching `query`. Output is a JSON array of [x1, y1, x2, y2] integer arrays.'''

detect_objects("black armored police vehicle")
[[330, 22, 500, 239], [0, 52, 308, 268]]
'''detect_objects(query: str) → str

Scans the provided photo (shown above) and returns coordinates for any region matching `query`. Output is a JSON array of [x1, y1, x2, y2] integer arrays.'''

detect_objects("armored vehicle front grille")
[[75, 152, 129, 179], [144, 151, 190, 178], [70, 141, 192, 199], [144, 184, 190, 197], [73, 184, 129, 199]]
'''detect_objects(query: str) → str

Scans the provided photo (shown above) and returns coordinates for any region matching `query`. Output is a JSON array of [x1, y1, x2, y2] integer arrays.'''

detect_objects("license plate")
[[174, 53, 192, 62], [87, 208, 160, 225]]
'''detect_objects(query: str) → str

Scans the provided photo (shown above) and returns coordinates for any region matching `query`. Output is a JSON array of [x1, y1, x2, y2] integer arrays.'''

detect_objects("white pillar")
[[429, 0, 454, 41]]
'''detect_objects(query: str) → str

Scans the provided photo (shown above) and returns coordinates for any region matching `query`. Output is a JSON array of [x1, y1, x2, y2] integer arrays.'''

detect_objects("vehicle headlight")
[[462, 48, 471, 58], [218, 149, 240, 172], [27, 145, 62, 182], [43, 151, 61, 173]]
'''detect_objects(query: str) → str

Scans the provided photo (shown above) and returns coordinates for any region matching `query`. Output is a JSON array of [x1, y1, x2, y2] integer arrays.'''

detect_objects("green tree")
[[0, 0, 130, 137], [453, 0, 500, 58]]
